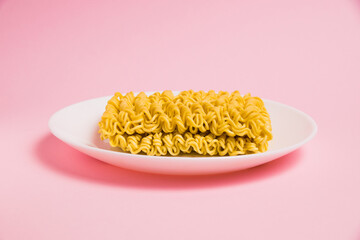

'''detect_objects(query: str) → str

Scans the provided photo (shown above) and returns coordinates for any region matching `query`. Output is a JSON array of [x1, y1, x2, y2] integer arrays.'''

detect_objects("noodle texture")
[[99, 90, 272, 156]]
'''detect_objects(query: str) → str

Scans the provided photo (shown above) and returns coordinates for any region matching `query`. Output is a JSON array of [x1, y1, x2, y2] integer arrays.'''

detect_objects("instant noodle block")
[[98, 90, 272, 156]]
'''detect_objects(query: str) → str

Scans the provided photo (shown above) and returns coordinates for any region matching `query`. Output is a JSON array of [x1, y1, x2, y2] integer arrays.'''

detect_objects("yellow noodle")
[[99, 90, 272, 137], [99, 90, 272, 156], [108, 132, 269, 156]]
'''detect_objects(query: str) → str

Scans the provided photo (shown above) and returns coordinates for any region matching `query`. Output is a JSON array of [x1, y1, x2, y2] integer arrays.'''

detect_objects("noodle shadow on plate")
[[35, 134, 303, 190]]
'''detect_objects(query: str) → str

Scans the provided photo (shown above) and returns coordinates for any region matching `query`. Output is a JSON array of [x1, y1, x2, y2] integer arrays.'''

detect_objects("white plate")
[[48, 93, 317, 175]]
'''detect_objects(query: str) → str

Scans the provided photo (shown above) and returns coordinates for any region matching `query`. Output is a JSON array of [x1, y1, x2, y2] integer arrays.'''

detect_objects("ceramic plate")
[[48, 92, 317, 175]]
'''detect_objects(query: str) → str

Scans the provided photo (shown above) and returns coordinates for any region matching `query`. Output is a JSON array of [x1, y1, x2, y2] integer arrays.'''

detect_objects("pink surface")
[[1, 0, 360, 239]]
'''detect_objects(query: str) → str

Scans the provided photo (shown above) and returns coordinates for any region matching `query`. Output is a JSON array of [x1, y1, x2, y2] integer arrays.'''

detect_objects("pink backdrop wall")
[[1, 0, 360, 239]]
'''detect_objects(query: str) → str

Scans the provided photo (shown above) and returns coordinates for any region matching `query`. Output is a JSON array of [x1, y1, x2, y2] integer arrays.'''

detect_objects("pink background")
[[1, 0, 360, 239]]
